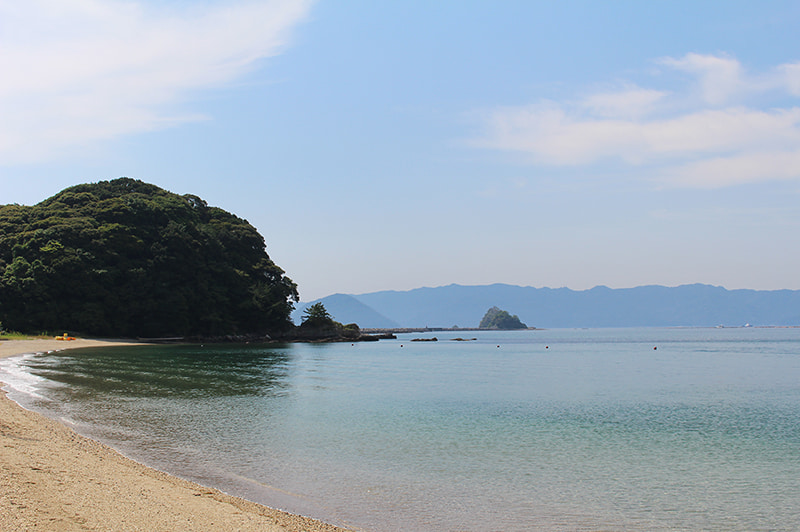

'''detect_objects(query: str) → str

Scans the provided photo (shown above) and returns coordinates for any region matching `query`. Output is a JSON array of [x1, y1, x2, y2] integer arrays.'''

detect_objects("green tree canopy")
[[0, 178, 298, 337], [296, 302, 360, 340], [479, 306, 528, 329], [301, 302, 334, 327]]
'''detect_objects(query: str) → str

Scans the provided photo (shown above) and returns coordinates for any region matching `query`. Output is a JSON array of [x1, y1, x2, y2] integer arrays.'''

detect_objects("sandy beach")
[[0, 338, 352, 532]]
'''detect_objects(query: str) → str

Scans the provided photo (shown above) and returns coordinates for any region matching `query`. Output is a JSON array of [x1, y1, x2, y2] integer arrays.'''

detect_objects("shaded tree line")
[[0, 178, 298, 337]]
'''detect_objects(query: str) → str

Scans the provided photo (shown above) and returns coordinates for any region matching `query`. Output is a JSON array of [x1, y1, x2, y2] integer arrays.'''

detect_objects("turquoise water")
[[2, 328, 800, 531]]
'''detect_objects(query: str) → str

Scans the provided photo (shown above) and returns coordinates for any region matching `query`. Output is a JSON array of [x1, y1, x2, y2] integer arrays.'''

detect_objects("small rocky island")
[[479, 306, 528, 330]]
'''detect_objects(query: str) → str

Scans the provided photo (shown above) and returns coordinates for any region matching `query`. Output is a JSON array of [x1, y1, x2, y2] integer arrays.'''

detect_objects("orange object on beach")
[[55, 333, 76, 341]]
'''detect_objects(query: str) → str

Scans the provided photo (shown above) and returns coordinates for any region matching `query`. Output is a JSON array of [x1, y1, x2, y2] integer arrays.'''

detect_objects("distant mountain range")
[[292, 283, 800, 328]]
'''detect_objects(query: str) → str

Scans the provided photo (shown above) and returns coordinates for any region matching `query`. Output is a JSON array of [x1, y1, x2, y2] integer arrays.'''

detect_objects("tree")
[[297, 302, 360, 340], [479, 306, 528, 329], [302, 302, 334, 327]]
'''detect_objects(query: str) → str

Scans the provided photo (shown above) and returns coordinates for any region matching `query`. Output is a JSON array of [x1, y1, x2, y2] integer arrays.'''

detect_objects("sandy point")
[[0, 337, 146, 359]]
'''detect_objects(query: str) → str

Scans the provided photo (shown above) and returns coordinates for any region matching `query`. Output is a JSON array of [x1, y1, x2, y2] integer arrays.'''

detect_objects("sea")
[[2, 327, 799, 531]]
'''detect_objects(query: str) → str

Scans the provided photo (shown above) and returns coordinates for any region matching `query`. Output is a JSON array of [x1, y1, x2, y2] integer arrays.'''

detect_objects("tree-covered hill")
[[0, 178, 298, 337]]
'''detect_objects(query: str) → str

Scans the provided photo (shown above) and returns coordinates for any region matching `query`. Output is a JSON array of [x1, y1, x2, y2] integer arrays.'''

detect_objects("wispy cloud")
[[474, 53, 800, 188], [659, 53, 745, 105], [0, 0, 312, 165], [580, 86, 667, 119]]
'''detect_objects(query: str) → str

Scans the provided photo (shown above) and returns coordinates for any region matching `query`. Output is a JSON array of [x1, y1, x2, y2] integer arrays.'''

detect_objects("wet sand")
[[0, 338, 352, 531]]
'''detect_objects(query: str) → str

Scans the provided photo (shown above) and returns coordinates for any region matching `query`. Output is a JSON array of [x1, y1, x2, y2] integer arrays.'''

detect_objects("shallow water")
[[2, 328, 800, 531]]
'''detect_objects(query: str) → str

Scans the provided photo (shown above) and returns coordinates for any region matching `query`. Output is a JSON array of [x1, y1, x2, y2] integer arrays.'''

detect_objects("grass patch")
[[0, 331, 52, 340]]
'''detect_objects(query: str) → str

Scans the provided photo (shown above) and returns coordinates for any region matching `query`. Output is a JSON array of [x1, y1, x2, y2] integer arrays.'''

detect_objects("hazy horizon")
[[302, 280, 800, 304], [3, 1, 800, 301]]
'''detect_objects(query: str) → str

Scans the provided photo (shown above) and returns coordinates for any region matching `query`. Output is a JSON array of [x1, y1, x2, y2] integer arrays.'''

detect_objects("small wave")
[[0, 353, 52, 401]]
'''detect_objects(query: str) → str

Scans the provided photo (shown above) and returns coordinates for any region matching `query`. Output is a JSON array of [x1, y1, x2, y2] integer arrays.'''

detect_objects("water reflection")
[[6, 330, 800, 531], [24, 344, 293, 398]]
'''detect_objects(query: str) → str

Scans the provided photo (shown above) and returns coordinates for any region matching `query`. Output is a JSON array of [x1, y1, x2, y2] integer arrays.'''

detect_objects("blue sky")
[[2, 1, 800, 301]]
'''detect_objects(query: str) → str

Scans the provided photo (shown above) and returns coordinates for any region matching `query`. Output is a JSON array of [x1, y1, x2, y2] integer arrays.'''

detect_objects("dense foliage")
[[479, 306, 527, 329], [0, 178, 298, 337]]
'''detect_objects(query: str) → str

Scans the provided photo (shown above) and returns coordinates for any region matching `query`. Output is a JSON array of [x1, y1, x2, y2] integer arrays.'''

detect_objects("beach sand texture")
[[0, 339, 351, 532]]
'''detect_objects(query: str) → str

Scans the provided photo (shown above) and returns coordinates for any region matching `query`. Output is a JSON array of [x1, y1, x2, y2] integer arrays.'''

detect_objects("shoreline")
[[0, 338, 353, 532]]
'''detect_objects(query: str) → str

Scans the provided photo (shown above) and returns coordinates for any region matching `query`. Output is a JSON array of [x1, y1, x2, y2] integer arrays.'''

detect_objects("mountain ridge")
[[294, 283, 800, 328]]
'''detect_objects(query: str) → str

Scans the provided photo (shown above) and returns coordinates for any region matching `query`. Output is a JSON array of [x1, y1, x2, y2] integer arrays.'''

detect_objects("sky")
[[2, 0, 800, 301]]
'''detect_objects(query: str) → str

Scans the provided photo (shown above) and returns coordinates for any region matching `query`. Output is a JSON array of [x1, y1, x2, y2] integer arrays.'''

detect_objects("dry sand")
[[0, 338, 352, 532]]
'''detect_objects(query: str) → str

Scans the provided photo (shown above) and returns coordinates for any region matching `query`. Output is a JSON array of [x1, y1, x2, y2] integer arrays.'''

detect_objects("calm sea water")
[[2, 328, 800, 531]]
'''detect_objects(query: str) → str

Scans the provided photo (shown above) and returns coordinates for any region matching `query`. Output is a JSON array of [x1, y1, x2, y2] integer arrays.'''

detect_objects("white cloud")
[[475, 53, 800, 188], [481, 105, 800, 165], [0, 0, 312, 165], [659, 52, 744, 105], [666, 150, 800, 188], [581, 86, 667, 119], [778, 62, 800, 96]]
